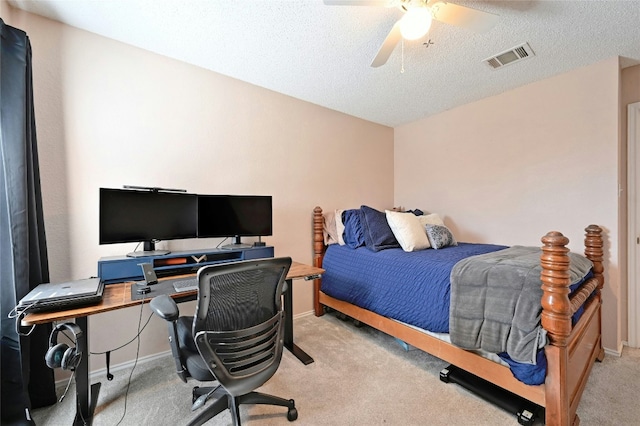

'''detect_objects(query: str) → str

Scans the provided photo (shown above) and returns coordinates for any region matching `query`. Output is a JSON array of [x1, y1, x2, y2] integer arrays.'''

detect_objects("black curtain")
[[1, 18, 56, 424]]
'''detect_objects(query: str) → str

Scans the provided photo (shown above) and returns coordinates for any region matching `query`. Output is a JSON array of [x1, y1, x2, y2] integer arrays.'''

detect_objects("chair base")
[[188, 386, 297, 426]]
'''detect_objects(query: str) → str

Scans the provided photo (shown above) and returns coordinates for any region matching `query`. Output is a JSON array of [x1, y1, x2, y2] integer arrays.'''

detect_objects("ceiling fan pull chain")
[[401, 38, 405, 74]]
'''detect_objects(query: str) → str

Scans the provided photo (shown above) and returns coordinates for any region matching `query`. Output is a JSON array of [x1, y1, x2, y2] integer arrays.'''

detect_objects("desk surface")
[[23, 261, 323, 325]]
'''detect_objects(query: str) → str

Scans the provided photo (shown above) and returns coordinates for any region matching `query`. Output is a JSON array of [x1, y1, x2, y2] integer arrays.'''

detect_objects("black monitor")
[[99, 188, 198, 257], [197, 195, 272, 249]]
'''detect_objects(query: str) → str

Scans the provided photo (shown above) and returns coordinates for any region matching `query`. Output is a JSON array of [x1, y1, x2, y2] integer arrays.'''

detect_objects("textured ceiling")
[[8, 0, 640, 127]]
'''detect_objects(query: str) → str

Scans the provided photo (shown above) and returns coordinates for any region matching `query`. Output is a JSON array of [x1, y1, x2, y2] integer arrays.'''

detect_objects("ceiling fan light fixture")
[[399, 7, 432, 40]]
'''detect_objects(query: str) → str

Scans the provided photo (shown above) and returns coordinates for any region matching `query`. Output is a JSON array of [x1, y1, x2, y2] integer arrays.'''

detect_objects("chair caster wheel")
[[287, 406, 298, 421]]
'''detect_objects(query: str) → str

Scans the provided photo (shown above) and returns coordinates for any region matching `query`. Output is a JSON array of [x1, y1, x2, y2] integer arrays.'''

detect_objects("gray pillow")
[[425, 224, 457, 249]]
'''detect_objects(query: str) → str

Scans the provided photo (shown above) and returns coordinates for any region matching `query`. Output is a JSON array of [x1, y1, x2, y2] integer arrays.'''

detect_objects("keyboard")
[[172, 278, 198, 293]]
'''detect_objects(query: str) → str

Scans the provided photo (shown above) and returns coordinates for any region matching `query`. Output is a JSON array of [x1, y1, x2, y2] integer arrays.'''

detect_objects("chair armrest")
[[149, 294, 179, 321]]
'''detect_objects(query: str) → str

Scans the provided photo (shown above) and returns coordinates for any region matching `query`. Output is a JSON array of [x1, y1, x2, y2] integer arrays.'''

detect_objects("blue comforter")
[[321, 243, 507, 333]]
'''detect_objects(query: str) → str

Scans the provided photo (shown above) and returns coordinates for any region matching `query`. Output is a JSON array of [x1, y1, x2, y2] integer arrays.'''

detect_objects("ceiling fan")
[[324, 0, 499, 67]]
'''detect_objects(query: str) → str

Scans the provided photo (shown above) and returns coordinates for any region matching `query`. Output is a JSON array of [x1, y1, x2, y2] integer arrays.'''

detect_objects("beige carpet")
[[32, 313, 640, 425]]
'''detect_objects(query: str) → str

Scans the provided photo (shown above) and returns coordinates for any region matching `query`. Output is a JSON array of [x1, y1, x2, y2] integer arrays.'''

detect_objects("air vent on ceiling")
[[484, 43, 535, 70]]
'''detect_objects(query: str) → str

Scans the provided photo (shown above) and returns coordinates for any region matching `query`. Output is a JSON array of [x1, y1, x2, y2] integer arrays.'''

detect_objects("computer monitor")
[[99, 188, 198, 257], [197, 195, 272, 248]]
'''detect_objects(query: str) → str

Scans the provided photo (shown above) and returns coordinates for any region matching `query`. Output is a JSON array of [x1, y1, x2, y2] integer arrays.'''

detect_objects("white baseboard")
[[55, 350, 172, 387], [90, 350, 172, 381], [292, 310, 314, 320], [604, 342, 624, 358], [623, 340, 640, 350]]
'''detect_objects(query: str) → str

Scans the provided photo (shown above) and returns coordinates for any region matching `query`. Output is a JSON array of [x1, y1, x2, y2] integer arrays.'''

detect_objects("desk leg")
[[283, 279, 314, 365], [74, 316, 100, 426]]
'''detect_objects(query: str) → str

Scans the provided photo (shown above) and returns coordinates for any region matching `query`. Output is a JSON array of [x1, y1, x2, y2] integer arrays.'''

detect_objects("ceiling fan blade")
[[370, 20, 402, 68], [323, 0, 392, 6], [429, 1, 499, 33]]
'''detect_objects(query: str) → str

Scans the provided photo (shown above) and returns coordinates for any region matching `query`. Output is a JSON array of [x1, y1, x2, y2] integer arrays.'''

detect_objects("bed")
[[311, 206, 604, 426]]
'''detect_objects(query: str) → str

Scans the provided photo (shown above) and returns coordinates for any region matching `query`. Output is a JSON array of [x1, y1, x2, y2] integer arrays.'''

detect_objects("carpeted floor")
[[32, 313, 640, 425]]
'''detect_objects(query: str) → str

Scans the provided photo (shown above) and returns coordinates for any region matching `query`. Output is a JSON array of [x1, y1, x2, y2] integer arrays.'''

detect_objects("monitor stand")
[[126, 250, 170, 258], [126, 240, 171, 258], [221, 236, 252, 250]]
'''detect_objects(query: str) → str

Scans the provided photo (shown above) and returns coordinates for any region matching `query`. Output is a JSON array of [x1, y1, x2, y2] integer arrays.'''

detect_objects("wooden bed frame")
[[312, 206, 604, 426]]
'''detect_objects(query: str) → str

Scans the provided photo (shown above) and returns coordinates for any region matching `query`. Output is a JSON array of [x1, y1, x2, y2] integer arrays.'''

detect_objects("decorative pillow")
[[323, 211, 339, 245], [425, 224, 458, 249], [342, 209, 365, 249], [335, 209, 346, 245], [418, 213, 444, 227], [359, 205, 400, 252], [385, 210, 431, 252]]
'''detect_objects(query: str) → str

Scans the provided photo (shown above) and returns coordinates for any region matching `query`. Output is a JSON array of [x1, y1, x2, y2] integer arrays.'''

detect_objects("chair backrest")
[[193, 257, 292, 396]]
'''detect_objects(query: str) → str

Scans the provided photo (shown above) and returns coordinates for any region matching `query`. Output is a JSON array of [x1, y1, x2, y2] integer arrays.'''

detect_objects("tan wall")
[[1, 0, 10, 18], [395, 57, 622, 351], [621, 64, 640, 341], [8, 10, 393, 374]]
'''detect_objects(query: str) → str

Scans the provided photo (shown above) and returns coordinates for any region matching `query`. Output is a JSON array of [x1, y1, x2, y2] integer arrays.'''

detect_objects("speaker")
[[45, 322, 83, 371]]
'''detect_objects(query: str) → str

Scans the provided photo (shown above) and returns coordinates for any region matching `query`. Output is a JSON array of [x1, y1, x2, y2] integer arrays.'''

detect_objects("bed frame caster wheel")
[[517, 408, 535, 426], [439, 367, 451, 383], [287, 401, 298, 421]]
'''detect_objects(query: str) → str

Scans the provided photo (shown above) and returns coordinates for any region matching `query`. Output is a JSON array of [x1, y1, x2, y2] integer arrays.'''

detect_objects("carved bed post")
[[540, 231, 572, 426], [313, 207, 325, 316], [540, 231, 572, 346], [541, 226, 604, 426], [584, 224, 605, 362], [584, 224, 604, 292]]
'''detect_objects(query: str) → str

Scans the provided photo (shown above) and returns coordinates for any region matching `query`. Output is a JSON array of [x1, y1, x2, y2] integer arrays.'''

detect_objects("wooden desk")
[[22, 261, 323, 426], [282, 262, 323, 365]]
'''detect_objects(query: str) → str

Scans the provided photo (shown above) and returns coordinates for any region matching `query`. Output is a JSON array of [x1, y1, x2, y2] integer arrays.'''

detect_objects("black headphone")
[[45, 322, 83, 371]]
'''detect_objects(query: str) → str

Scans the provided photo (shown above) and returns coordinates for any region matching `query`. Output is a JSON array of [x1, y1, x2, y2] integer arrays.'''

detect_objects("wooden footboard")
[[312, 207, 604, 426]]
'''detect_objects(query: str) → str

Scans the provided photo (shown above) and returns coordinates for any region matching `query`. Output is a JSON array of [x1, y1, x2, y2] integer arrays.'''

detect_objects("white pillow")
[[418, 213, 444, 227], [335, 209, 346, 245], [323, 211, 339, 245], [385, 210, 431, 252]]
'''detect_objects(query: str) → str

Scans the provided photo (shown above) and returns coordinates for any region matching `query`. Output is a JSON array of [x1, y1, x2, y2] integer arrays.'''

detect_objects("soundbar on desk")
[[98, 246, 274, 284]]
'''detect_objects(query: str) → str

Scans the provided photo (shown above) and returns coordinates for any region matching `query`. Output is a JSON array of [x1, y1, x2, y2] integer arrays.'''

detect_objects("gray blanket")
[[449, 246, 593, 364]]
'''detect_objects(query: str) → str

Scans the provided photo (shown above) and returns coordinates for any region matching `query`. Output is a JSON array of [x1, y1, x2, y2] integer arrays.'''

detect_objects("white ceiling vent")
[[484, 43, 535, 70]]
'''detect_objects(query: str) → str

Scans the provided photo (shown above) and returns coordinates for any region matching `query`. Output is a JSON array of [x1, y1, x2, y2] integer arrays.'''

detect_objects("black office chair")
[[150, 257, 297, 426]]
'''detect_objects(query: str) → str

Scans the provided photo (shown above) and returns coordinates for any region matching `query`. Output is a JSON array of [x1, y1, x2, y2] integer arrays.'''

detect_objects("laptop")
[[18, 277, 104, 312]]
